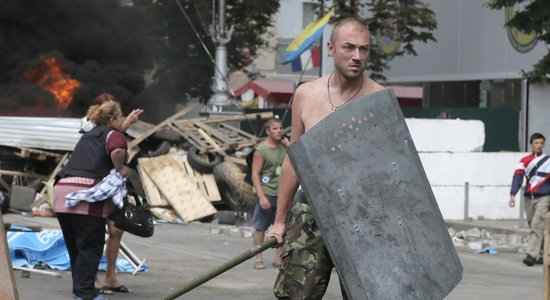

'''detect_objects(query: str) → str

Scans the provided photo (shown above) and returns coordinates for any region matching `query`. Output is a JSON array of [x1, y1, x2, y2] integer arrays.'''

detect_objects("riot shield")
[[286, 89, 462, 300]]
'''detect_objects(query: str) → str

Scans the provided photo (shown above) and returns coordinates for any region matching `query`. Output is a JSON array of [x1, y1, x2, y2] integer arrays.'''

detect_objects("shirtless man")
[[267, 18, 384, 299]]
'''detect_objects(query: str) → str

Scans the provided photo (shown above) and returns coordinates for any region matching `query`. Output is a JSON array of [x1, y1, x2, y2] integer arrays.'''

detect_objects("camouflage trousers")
[[273, 202, 348, 300]]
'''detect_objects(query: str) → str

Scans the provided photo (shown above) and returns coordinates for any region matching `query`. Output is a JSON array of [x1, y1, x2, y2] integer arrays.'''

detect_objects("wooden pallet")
[[137, 154, 216, 223], [137, 164, 169, 207], [172, 112, 273, 154], [178, 155, 221, 202], [138, 154, 221, 206], [172, 120, 258, 153]]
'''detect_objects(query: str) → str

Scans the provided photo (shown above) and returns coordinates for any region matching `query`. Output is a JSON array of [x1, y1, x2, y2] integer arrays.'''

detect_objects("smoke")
[[0, 0, 178, 122]]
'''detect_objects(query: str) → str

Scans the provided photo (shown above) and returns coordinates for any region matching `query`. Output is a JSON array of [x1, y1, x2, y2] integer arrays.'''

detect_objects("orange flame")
[[24, 55, 81, 110]]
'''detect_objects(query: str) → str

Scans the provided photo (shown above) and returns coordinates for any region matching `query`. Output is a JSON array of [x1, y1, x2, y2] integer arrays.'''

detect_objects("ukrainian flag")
[[282, 7, 334, 64]]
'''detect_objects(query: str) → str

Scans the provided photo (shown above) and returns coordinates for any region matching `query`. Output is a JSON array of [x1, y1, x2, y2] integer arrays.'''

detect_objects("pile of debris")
[[0, 105, 274, 224], [447, 226, 527, 254]]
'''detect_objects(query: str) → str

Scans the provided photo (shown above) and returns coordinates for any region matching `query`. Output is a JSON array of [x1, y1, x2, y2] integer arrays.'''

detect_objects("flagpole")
[[319, 1, 326, 78]]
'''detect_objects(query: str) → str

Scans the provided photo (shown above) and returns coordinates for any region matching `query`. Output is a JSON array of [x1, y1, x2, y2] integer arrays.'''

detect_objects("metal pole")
[[218, 0, 225, 36], [163, 237, 278, 300], [207, 0, 232, 109], [521, 79, 529, 152], [464, 181, 469, 221]]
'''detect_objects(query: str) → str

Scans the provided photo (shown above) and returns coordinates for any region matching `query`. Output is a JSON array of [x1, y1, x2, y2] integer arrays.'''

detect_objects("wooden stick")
[[197, 128, 226, 156], [163, 237, 277, 299], [0, 170, 46, 180], [128, 103, 198, 149], [0, 212, 19, 299], [12, 266, 61, 278], [118, 240, 147, 275], [174, 112, 274, 125], [38, 152, 69, 197], [0, 177, 11, 193]]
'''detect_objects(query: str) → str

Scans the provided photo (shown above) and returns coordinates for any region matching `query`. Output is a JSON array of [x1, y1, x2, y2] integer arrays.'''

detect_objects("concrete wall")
[[407, 119, 484, 152], [409, 118, 523, 220], [419, 152, 522, 220]]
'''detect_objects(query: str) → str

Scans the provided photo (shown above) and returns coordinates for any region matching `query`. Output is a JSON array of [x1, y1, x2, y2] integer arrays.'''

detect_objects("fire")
[[24, 55, 81, 111]]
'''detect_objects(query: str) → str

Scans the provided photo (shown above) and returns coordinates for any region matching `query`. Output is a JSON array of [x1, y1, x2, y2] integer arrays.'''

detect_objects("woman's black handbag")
[[113, 190, 154, 238]]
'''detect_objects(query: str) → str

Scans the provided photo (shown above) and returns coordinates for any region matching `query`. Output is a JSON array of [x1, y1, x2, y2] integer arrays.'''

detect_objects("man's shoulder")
[[256, 142, 269, 152], [257, 142, 279, 151], [519, 153, 535, 164], [365, 78, 385, 94], [297, 77, 325, 92], [293, 76, 327, 106]]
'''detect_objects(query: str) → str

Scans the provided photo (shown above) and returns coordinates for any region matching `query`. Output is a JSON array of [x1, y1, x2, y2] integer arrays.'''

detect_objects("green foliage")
[[134, 0, 435, 100], [318, 0, 437, 82], [486, 0, 550, 83], [134, 0, 279, 102]]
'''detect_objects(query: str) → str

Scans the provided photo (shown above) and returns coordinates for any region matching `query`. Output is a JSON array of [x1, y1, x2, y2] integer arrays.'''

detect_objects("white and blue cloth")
[[64, 169, 127, 209], [7, 227, 148, 272]]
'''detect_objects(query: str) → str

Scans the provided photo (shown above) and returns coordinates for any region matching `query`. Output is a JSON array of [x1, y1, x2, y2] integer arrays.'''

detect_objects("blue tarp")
[[7, 228, 148, 273]]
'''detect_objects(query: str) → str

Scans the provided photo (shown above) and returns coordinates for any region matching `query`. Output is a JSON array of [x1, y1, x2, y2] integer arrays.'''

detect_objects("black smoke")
[[0, 0, 179, 122]]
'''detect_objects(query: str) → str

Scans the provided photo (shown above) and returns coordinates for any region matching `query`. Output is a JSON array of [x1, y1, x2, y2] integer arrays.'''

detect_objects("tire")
[[187, 146, 223, 174], [0, 191, 8, 214], [213, 162, 255, 211], [217, 210, 238, 225], [198, 214, 215, 223], [147, 141, 171, 157]]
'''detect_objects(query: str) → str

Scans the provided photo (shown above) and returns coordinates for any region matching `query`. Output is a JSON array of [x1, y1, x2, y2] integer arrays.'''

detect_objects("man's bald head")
[[329, 18, 370, 43]]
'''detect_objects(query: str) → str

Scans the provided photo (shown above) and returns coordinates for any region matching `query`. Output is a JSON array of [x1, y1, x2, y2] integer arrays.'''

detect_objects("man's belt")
[[527, 194, 550, 200]]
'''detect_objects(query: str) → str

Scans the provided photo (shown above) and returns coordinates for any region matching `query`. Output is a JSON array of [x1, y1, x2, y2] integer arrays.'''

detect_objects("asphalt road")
[[3, 213, 544, 300]]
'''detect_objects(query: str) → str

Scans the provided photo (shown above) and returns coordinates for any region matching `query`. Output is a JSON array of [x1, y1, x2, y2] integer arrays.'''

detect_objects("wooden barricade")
[[172, 112, 271, 154], [0, 213, 19, 300]]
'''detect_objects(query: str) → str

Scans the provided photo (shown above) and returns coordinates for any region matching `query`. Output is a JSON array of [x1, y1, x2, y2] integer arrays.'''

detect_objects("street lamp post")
[[206, 0, 234, 112]]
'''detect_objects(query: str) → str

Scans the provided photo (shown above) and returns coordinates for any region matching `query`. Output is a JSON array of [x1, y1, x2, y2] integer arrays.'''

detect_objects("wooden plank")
[[37, 152, 69, 205], [173, 112, 274, 125], [192, 121, 237, 149], [128, 146, 140, 162], [138, 155, 216, 223], [172, 123, 210, 152], [13, 266, 60, 278], [0, 170, 46, 180], [128, 102, 198, 149], [217, 122, 258, 141], [197, 128, 227, 155], [0, 213, 19, 300], [16, 148, 63, 161], [179, 155, 221, 202], [196, 129, 246, 166], [0, 178, 10, 193], [137, 165, 170, 207], [544, 211, 550, 300], [150, 207, 182, 223]]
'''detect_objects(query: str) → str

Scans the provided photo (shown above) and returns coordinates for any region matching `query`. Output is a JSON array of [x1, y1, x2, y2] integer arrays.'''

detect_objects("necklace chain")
[[327, 71, 364, 112]]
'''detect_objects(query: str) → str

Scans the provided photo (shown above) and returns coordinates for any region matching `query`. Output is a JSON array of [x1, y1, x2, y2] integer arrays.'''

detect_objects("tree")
[[134, 0, 280, 104], [486, 0, 550, 84], [317, 0, 437, 81]]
